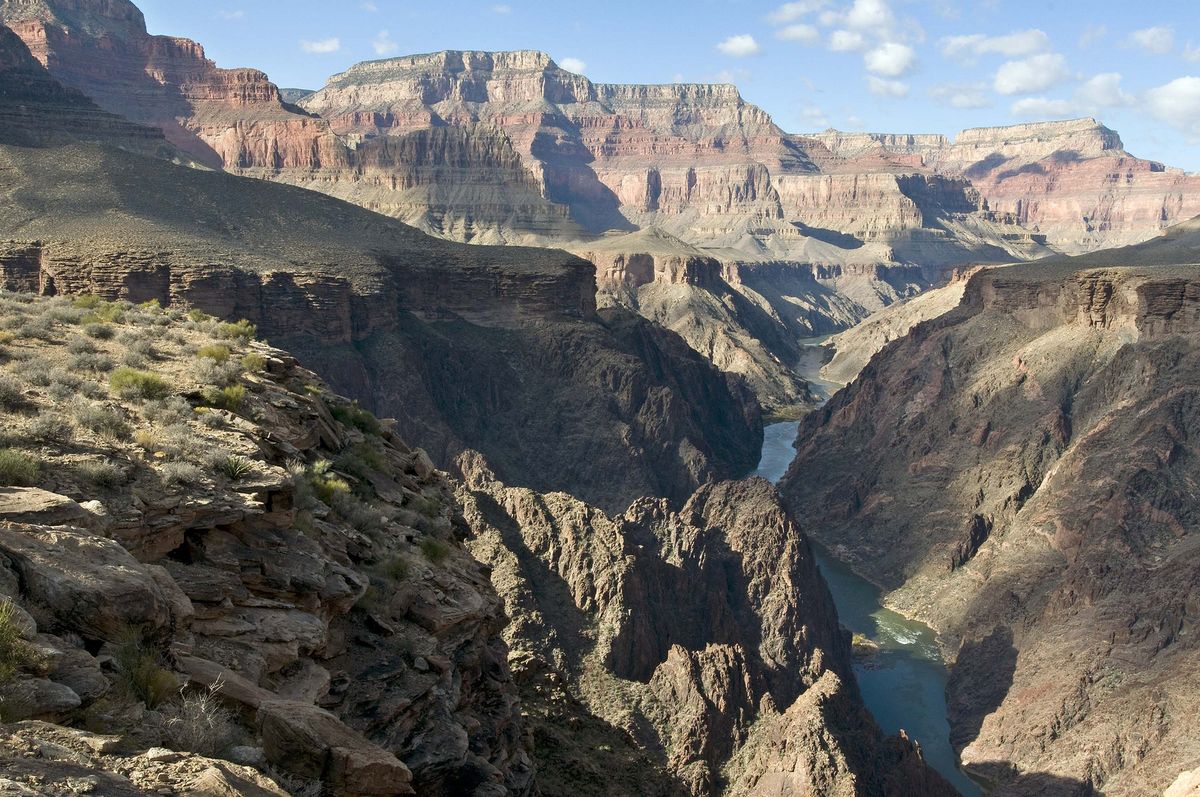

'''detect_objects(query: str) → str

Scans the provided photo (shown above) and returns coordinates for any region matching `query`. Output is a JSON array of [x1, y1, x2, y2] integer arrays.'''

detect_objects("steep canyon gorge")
[[0, 0, 1197, 795]]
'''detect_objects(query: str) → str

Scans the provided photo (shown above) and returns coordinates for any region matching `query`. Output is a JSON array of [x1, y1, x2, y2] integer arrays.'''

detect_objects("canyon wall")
[[781, 230, 1200, 795]]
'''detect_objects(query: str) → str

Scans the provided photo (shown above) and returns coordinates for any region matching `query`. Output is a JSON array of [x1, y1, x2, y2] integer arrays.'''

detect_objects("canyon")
[[783, 225, 1200, 795], [0, 0, 1198, 795]]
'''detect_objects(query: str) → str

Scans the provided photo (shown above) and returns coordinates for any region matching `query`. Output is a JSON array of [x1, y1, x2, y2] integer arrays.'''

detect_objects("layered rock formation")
[[807, 119, 1200, 255], [457, 454, 957, 797], [0, 22, 762, 514], [781, 223, 1200, 795], [0, 295, 530, 795]]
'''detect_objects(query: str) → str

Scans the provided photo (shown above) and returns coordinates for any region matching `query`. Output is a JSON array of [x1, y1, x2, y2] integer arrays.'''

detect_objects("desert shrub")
[[83, 322, 115, 340], [69, 352, 115, 373], [0, 449, 38, 486], [216, 455, 254, 480], [419, 537, 451, 564], [76, 460, 125, 489], [200, 384, 246, 413], [11, 360, 49, 388], [329, 401, 382, 436], [72, 403, 129, 440], [80, 303, 124, 325], [17, 317, 55, 341], [334, 443, 388, 490], [143, 397, 192, 425], [0, 376, 26, 412], [110, 367, 171, 401], [0, 602, 37, 685], [138, 299, 162, 312], [28, 414, 74, 444], [240, 352, 267, 372], [163, 681, 236, 757], [133, 428, 162, 452], [71, 295, 105, 310], [159, 461, 202, 486], [196, 344, 231, 363], [307, 459, 350, 505], [380, 556, 410, 583], [112, 629, 178, 709], [330, 491, 385, 533], [45, 305, 85, 325], [193, 357, 243, 387], [216, 319, 256, 341], [66, 337, 96, 354], [186, 309, 209, 322]]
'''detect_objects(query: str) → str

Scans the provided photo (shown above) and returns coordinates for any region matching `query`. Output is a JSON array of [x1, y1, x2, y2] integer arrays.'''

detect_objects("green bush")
[[0, 602, 37, 685], [110, 367, 172, 401], [196, 344, 231, 363], [81, 303, 125, 325], [71, 295, 105, 310], [200, 384, 246, 412], [380, 556, 410, 582], [186, 309, 209, 322], [112, 628, 178, 709], [329, 401, 382, 436], [240, 352, 268, 372], [306, 459, 350, 505], [419, 537, 451, 565], [216, 319, 256, 341], [0, 449, 39, 486]]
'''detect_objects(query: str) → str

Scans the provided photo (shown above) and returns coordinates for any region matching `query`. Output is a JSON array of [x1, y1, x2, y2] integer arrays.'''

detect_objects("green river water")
[[754, 418, 982, 796]]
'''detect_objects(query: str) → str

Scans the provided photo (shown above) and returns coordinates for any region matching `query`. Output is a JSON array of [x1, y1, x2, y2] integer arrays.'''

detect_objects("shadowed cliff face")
[[457, 456, 959, 797], [781, 229, 1200, 795], [0, 25, 762, 514]]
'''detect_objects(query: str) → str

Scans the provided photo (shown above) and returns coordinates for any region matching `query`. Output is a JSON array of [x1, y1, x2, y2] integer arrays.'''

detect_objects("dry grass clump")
[[112, 628, 178, 709], [110, 367, 172, 401], [163, 681, 237, 757], [0, 449, 39, 486]]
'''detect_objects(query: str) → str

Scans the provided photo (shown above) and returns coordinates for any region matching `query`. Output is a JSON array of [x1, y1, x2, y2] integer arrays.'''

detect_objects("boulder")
[[0, 678, 81, 721], [0, 489, 89, 527]]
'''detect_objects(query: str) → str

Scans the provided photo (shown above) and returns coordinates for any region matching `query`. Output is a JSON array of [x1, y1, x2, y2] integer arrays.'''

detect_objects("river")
[[755, 419, 982, 796]]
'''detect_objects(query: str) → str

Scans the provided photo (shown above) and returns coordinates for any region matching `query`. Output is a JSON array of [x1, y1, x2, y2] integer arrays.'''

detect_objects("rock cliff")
[[781, 224, 1200, 795], [456, 454, 957, 797]]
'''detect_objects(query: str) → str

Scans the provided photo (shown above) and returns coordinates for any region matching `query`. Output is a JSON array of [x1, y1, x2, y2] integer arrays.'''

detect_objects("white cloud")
[[218, 9, 245, 20], [940, 29, 1050, 62], [1009, 73, 1135, 120], [993, 53, 1070, 95], [717, 34, 761, 58], [931, 82, 991, 109], [1186, 43, 1200, 63], [491, 4, 512, 13], [1146, 76, 1200, 138], [846, 0, 895, 34], [864, 41, 915, 76], [372, 30, 397, 56], [360, 1, 378, 11], [767, 1, 828, 24], [867, 76, 908, 97], [300, 38, 341, 54], [559, 57, 587, 74], [777, 24, 820, 44], [1129, 26, 1174, 55], [800, 104, 830, 128], [1076, 72, 1135, 108], [1079, 24, 1107, 48], [829, 30, 866, 51], [1010, 97, 1077, 118]]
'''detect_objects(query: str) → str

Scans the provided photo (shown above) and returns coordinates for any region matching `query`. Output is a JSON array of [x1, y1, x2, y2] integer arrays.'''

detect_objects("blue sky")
[[136, 0, 1200, 170]]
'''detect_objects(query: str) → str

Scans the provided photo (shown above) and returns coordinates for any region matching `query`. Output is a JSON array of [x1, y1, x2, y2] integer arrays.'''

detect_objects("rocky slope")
[[0, 294, 528, 795], [781, 223, 1200, 795], [456, 453, 957, 797], [0, 22, 762, 514]]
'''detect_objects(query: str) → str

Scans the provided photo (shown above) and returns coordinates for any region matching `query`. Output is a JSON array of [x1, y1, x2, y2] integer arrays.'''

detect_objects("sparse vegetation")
[[28, 414, 74, 444], [163, 680, 237, 757], [329, 401, 382, 436], [110, 367, 172, 401], [0, 602, 38, 685], [159, 461, 203, 486], [240, 352, 267, 372], [112, 628, 178, 709], [216, 319, 256, 341], [75, 460, 126, 489], [83, 322, 115, 340], [216, 455, 254, 480], [420, 537, 451, 564], [200, 384, 246, 413], [0, 375, 26, 411], [306, 459, 350, 505], [73, 403, 130, 440], [0, 449, 39, 486], [196, 344, 232, 363]]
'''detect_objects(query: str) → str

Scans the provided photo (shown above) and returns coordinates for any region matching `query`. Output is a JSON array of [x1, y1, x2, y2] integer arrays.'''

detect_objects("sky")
[[135, 0, 1200, 170]]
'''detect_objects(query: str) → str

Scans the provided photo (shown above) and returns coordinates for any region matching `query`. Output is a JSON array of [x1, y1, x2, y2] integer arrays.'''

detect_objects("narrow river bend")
[[754, 420, 982, 797]]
